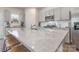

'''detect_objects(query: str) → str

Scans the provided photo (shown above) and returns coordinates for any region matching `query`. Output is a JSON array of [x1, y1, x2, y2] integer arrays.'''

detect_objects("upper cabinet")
[[49, 9, 54, 15], [54, 8, 61, 20], [45, 10, 50, 16], [61, 7, 70, 20], [39, 7, 71, 21], [38, 8, 54, 21], [71, 8, 79, 18], [54, 7, 70, 21], [39, 11, 45, 21], [45, 9, 54, 21]]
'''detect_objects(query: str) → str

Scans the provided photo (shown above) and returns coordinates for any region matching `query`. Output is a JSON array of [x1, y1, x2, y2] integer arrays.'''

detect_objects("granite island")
[[7, 28, 69, 52]]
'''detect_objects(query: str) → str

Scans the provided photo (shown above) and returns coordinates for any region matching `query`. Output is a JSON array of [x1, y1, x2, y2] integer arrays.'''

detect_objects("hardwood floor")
[[5, 34, 30, 52], [8, 44, 30, 52], [63, 43, 78, 52]]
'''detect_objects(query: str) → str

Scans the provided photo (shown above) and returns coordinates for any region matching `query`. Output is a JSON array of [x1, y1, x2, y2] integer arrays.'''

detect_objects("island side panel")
[[56, 33, 69, 52]]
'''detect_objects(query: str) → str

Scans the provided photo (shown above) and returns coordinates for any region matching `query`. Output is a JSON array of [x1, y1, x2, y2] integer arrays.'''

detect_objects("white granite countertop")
[[7, 28, 69, 52]]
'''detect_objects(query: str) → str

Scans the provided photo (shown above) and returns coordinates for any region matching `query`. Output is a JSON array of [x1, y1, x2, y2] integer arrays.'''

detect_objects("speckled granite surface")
[[7, 28, 68, 52]]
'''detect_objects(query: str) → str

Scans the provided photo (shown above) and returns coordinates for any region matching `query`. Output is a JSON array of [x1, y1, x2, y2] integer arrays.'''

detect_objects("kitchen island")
[[7, 28, 69, 52]]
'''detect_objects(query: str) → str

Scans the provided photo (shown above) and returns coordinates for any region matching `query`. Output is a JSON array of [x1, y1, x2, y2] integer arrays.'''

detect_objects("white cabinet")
[[45, 9, 54, 21], [61, 8, 70, 20], [38, 8, 54, 21], [54, 8, 61, 20], [39, 7, 70, 21], [49, 9, 54, 15], [44, 9, 54, 16], [54, 7, 70, 21], [45, 10, 50, 16], [40, 11, 45, 21]]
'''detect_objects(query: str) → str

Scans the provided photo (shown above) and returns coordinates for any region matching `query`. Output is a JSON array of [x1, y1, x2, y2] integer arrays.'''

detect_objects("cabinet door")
[[49, 9, 54, 15], [61, 8, 69, 20], [39, 11, 45, 21], [45, 10, 50, 16], [54, 8, 61, 20]]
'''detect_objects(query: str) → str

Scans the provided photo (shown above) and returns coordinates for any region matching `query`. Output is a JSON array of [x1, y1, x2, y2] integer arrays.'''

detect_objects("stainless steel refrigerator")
[[71, 17, 79, 50]]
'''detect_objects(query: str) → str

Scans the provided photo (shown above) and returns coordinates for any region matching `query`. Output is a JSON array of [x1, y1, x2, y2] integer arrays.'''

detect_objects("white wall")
[[25, 8, 38, 29]]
